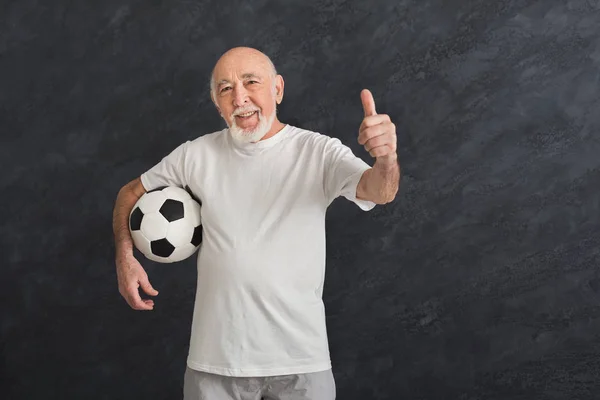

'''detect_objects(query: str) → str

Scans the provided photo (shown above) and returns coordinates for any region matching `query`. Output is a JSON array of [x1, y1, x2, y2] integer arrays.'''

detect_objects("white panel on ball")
[[166, 219, 194, 247], [146, 251, 169, 263], [140, 213, 169, 241], [161, 186, 192, 202], [131, 230, 152, 258], [184, 199, 202, 225], [138, 191, 167, 214], [168, 243, 198, 262]]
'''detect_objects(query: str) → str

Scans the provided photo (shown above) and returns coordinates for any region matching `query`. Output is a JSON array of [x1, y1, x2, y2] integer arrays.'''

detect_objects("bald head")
[[210, 47, 278, 99]]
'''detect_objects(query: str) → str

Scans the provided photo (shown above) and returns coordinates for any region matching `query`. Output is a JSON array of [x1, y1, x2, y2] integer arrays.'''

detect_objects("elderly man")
[[113, 46, 400, 400]]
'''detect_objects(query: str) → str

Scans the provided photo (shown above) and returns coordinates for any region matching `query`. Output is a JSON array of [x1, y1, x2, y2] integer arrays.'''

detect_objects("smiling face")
[[210, 48, 285, 143]]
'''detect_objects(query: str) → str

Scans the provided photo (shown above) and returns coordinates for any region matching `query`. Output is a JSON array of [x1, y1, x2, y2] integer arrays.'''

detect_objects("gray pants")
[[183, 366, 336, 400]]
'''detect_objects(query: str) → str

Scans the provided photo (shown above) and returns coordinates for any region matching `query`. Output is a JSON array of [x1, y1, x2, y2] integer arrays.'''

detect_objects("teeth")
[[238, 111, 256, 117]]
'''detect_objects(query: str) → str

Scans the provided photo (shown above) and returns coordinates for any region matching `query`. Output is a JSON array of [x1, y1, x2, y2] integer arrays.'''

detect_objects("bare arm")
[[356, 157, 401, 204], [112, 177, 147, 257], [113, 177, 159, 311]]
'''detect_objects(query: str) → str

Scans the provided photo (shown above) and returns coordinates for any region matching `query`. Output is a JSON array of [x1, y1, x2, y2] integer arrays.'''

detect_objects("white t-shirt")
[[140, 124, 376, 377]]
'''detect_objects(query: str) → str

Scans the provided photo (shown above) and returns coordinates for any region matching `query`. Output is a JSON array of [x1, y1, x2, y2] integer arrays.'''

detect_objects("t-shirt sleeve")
[[323, 137, 377, 211], [140, 141, 189, 191]]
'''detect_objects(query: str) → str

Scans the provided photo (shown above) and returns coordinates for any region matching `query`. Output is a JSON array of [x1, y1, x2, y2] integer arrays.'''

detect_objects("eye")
[[248, 80, 258, 84], [220, 87, 231, 93]]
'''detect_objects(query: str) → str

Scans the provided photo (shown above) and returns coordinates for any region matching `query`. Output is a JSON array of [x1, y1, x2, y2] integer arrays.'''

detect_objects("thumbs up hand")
[[358, 89, 397, 165]]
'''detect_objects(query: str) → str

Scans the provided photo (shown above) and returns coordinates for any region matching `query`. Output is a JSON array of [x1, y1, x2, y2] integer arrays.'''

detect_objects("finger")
[[127, 285, 153, 310], [131, 296, 152, 310], [369, 144, 395, 158], [359, 114, 391, 131], [143, 299, 155, 308], [364, 133, 394, 152], [358, 123, 390, 145], [365, 137, 397, 159], [361, 89, 377, 117], [139, 276, 159, 297]]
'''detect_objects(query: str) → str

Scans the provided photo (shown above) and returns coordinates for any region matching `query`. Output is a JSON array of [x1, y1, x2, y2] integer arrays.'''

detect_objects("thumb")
[[361, 89, 377, 117], [140, 277, 159, 296]]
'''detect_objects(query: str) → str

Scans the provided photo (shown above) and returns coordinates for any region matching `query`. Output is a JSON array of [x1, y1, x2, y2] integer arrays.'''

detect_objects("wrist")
[[374, 154, 398, 170], [115, 242, 134, 261]]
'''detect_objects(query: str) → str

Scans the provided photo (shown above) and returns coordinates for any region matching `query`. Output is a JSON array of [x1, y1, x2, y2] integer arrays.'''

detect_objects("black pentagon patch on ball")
[[130, 207, 143, 231], [191, 226, 203, 246], [151, 239, 175, 257], [147, 186, 167, 193], [159, 199, 184, 222]]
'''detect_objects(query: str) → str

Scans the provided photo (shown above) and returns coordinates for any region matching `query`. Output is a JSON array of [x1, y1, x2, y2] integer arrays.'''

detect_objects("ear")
[[210, 91, 222, 115], [275, 75, 284, 104]]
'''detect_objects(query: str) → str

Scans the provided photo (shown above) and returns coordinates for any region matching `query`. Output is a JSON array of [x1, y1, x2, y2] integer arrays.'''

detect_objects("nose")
[[232, 84, 249, 108]]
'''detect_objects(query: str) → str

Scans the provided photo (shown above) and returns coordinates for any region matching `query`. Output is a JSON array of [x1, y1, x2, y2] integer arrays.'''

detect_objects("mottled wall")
[[2, 0, 600, 399]]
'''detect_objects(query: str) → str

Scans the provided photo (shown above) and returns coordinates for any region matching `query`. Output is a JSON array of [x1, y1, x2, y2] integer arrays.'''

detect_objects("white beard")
[[228, 109, 276, 144]]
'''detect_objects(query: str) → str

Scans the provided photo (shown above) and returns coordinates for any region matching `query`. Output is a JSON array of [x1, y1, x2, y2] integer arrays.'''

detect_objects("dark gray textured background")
[[2, 0, 600, 399]]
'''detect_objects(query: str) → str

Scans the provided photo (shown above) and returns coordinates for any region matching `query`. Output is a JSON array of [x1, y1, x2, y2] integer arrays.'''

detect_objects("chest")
[[189, 146, 327, 238]]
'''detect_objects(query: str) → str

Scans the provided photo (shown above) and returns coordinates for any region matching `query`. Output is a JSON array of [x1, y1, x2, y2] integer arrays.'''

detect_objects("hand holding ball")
[[129, 186, 202, 263]]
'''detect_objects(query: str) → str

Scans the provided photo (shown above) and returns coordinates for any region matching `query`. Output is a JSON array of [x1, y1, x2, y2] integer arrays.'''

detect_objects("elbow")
[[374, 194, 396, 205], [375, 187, 399, 205], [378, 197, 396, 205]]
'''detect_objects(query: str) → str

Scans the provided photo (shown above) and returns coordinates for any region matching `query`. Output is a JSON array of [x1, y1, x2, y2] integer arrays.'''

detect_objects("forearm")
[[360, 157, 401, 204], [112, 178, 145, 258]]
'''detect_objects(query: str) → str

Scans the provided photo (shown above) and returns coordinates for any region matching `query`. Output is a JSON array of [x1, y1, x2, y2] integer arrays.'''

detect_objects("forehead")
[[213, 54, 271, 84], [216, 72, 263, 85]]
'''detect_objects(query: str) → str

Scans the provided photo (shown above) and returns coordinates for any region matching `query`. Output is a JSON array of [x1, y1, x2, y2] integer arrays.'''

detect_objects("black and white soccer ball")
[[129, 186, 202, 263]]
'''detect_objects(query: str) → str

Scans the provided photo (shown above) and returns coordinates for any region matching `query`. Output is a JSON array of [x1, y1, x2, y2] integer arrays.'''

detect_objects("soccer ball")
[[129, 186, 202, 263]]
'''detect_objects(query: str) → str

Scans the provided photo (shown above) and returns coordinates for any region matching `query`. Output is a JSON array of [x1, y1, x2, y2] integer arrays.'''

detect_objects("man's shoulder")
[[169, 129, 227, 162], [186, 128, 227, 148], [287, 125, 346, 153], [287, 124, 336, 145]]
